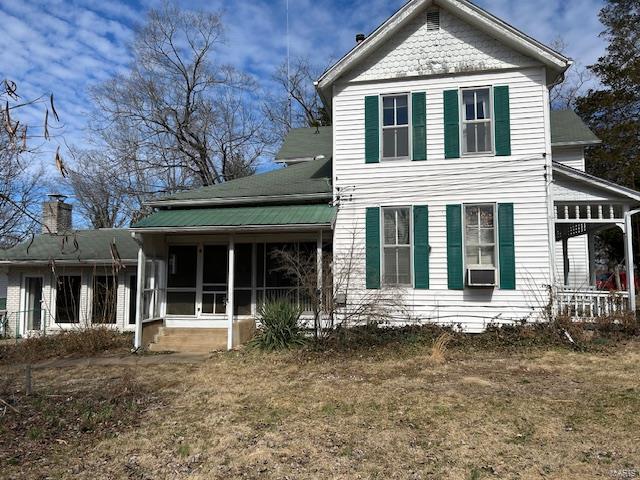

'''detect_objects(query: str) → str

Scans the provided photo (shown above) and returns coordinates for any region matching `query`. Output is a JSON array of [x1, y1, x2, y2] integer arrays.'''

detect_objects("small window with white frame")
[[461, 87, 492, 154], [464, 204, 496, 267], [382, 207, 412, 285], [382, 94, 410, 159]]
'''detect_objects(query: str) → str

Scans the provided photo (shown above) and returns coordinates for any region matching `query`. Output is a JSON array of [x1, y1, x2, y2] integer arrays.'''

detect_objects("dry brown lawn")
[[1, 340, 640, 479]]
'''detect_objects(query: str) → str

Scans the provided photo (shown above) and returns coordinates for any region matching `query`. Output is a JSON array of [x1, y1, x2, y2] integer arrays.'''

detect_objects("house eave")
[[145, 193, 332, 208], [552, 162, 640, 203], [551, 140, 602, 148], [130, 223, 334, 234], [0, 259, 138, 267]]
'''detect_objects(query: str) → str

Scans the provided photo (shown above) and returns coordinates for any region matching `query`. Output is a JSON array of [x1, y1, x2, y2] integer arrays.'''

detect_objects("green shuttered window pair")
[[446, 203, 516, 290], [365, 206, 430, 289], [364, 92, 427, 163], [443, 86, 511, 158]]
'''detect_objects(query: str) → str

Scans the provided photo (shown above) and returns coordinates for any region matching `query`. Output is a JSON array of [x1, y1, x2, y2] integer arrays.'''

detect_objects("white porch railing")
[[554, 286, 629, 319], [259, 287, 314, 313]]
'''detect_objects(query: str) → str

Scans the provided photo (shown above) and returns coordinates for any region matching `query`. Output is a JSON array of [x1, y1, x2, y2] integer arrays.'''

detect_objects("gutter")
[[551, 140, 602, 147], [0, 260, 138, 266], [145, 192, 332, 208]]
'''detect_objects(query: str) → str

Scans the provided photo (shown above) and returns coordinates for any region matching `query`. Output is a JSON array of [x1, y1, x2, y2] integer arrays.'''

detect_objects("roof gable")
[[342, 6, 537, 84], [317, 0, 569, 101]]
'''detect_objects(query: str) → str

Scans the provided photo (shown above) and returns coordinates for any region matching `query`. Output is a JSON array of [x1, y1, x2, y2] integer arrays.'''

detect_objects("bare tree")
[[549, 38, 595, 110], [0, 80, 61, 246], [63, 149, 130, 229], [89, 3, 271, 196], [263, 56, 331, 145]]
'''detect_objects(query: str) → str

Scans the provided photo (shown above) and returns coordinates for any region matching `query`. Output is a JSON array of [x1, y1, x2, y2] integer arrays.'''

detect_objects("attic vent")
[[426, 10, 440, 31]]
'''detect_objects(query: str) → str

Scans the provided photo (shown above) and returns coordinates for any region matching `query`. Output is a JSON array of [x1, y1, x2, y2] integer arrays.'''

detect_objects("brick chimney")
[[42, 194, 72, 234]]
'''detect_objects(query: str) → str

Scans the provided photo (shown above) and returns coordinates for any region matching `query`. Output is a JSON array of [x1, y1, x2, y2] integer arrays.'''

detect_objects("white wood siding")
[[552, 177, 627, 203], [554, 237, 590, 288], [552, 146, 585, 171], [332, 67, 552, 331]]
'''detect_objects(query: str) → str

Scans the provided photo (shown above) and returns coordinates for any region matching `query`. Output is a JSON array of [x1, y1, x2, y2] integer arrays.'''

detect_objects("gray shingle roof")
[[0, 229, 138, 263], [275, 126, 332, 161], [550, 110, 600, 146], [152, 156, 332, 204]]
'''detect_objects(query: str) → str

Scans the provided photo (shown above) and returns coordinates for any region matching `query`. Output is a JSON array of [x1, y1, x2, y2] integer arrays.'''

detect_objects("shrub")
[[249, 300, 306, 351], [0, 327, 132, 364]]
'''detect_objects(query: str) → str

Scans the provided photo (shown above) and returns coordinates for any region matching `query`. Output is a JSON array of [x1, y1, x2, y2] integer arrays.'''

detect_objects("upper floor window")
[[382, 94, 409, 159], [462, 87, 492, 154], [464, 204, 496, 267], [382, 207, 412, 285]]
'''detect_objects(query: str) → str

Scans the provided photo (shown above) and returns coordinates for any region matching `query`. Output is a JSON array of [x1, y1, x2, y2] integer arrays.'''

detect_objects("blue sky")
[[1, 0, 607, 169]]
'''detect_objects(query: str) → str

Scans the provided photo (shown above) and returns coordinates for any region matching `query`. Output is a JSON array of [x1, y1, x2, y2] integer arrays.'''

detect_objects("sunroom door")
[[23, 276, 43, 333], [201, 245, 228, 316]]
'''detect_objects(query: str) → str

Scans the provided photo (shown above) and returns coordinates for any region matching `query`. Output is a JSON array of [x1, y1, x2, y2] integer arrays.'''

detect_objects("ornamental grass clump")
[[249, 300, 306, 351]]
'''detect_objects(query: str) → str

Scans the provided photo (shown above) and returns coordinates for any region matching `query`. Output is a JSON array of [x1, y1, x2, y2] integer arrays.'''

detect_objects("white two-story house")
[[123, 0, 640, 350]]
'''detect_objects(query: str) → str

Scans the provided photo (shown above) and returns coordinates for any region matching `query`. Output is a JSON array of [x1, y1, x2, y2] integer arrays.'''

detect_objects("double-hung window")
[[464, 204, 496, 268], [382, 207, 412, 285], [461, 87, 492, 154], [382, 94, 409, 159]]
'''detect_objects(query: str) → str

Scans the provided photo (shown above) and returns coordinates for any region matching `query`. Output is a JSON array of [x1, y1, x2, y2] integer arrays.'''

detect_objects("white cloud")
[[2, 0, 607, 176]]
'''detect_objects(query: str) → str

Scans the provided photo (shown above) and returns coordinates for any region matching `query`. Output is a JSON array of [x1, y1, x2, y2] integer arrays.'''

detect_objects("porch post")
[[317, 230, 323, 292], [562, 237, 569, 286], [624, 211, 635, 313], [316, 230, 323, 333], [227, 236, 235, 350], [587, 231, 596, 286], [133, 239, 146, 350]]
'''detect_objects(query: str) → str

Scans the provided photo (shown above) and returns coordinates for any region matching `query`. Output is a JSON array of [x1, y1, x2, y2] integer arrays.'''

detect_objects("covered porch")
[[552, 163, 640, 319], [130, 204, 334, 351]]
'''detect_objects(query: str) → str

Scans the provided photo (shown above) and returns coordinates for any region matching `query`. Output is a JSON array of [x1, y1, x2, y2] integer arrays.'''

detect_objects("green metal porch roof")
[[0, 229, 138, 263], [132, 204, 335, 229]]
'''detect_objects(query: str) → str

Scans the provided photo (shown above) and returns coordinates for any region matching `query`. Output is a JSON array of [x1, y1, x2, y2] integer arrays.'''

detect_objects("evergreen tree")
[[576, 0, 640, 189]]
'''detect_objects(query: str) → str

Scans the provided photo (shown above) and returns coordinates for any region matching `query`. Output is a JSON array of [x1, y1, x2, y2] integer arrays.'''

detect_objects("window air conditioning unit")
[[467, 266, 496, 287]]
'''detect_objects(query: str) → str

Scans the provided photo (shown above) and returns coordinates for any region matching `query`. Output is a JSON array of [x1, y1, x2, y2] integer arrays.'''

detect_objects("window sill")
[[460, 152, 495, 158], [380, 157, 411, 162]]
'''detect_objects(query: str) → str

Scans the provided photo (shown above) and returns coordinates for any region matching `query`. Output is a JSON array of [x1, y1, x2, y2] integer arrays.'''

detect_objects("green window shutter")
[[365, 207, 381, 289], [494, 86, 511, 156], [413, 205, 429, 289], [446, 204, 464, 290], [364, 96, 379, 163], [443, 90, 460, 159], [412, 92, 427, 161], [498, 203, 516, 289]]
